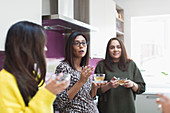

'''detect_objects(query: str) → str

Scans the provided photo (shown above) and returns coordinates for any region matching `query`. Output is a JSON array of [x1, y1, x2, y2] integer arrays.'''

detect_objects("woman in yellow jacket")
[[0, 21, 69, 113]]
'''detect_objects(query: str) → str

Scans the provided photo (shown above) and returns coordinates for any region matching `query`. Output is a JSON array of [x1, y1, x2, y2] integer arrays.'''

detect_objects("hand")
[[108, 77, 119, 88], [90, 81, 107, 98], [156, 94, 170, 113], [92, 81, 108, 89], [91, 82, 99, 91], [90, 82, 99, 98], [45, 73, 69, 95], [122, 79, 134, 88], [79, 65, 94, 84]]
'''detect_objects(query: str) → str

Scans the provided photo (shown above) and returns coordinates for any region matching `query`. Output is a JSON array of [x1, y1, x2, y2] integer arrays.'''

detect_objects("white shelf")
[[116, 4, 124, 40], [116, 30, 124, 35]]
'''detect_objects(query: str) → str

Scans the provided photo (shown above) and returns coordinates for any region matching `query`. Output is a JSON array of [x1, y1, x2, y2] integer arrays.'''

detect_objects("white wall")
[[0, 0, 42, 51], [113, 0, 170, 57]]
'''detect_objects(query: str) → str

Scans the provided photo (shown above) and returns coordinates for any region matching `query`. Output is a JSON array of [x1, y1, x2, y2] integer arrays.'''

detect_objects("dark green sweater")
[[95, 60, 145, 113]]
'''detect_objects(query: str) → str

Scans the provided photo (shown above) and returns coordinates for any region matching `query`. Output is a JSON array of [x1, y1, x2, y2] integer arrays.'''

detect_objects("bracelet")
[[132, 83, 135, 88]]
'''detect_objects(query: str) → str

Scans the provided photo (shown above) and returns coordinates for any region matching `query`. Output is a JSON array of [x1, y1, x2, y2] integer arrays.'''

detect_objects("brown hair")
[[64, 31, 89, 70], [104, 37, 131, 72], [4, 21, 47, 106]]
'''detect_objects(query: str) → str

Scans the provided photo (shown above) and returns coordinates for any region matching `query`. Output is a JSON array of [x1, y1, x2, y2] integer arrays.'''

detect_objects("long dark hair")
[[104, 38, 131, 72], [64, 31, 89, 70], [4, 21, 47, 106]]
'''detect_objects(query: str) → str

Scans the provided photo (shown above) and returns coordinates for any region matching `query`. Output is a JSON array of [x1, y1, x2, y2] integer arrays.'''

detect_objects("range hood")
[[42, 0, 98, 32]]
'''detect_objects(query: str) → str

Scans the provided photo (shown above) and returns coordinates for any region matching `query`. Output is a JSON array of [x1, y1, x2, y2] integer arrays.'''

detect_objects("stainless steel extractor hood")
[[42, 0, 98, 32]]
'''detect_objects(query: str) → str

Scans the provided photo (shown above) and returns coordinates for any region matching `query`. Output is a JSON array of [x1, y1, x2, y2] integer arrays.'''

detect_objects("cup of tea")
[[51, 73, 71, 86], [93, 74, 106, 83], [117, 77, 127, 85], [58, 73, 70, 82]]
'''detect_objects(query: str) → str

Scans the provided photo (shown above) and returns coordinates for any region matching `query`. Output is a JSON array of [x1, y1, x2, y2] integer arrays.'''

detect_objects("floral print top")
[[53, 62, 96, 113]]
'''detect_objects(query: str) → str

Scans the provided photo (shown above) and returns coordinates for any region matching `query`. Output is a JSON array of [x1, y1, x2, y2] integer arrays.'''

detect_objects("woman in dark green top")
[[95, 38, 145, 113]]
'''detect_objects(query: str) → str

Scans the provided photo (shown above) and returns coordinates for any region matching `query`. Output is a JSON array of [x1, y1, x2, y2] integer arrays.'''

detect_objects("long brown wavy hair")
[[104, 38, 131, 72], [4, 21, 47, 106], [64, 31, 89, 70]]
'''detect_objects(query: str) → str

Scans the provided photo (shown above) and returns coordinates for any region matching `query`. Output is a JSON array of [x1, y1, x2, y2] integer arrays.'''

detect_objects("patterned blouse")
[[53, 62, 96, 113]]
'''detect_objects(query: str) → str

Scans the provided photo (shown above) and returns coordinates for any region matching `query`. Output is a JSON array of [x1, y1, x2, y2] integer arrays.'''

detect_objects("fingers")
[[88, 66, 95, 75], [92, 82, 106, 89], [82, 65, 95, 76], [46, 74, 55, 84], [45, 72, 71, 95], [156, 98, 164, 111], [123, 80, 134, 88], [156, 98, 164, 105], [59, 79, 70, 88], [124, 80, 129, 83], [110, 77, 119, 88], [102, 81, 108, 85], [92, 82, 98, 86], [156, 93, 170, 107], [55, 73, 63, 81], [80, 65, 95, 84], [92, 81, 102, 86], [45, 79, 69, 95], [112, 76, 117, 80], [110, 79, 118, 83], [83, 65, 91, 72], [157, 94, 169, 102], [46, 73, 62, 85], [109, 80, 119, 88]]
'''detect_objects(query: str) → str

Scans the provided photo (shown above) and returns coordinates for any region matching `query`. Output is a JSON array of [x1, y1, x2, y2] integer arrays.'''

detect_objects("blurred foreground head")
[[4, 21, 47, 105]]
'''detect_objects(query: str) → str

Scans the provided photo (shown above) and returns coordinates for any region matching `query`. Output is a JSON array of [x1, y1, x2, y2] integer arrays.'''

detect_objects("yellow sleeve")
[[25, 88, 56, 113], [0, 69, 56, 113]]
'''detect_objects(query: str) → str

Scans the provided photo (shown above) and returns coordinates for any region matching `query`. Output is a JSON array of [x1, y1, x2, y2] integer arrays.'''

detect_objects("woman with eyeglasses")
[[0, 21, 69, 113], [53, 31, 100, 113]]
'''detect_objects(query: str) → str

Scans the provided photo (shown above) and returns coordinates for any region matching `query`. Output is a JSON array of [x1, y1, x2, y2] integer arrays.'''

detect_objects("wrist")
[[108, 82, 113, 89], [77, 80, 85, 86]]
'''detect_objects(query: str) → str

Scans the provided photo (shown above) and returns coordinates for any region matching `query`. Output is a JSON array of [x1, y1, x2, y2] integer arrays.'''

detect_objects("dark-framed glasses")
[[72, 41, 88, 47]]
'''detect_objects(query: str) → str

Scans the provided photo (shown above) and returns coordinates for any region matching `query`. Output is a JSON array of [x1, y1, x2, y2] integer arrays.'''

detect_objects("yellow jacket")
[[0, 69, 56, 113]]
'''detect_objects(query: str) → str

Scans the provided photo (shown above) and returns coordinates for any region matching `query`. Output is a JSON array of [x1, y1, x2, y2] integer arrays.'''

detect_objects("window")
[[131, 15, 170, 93]]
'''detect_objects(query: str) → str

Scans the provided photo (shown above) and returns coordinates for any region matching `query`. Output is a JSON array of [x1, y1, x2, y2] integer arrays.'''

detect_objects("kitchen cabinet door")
[[90, 0, 116, 58], [0, 0, 41, 51], [136, 94, 161, 113]]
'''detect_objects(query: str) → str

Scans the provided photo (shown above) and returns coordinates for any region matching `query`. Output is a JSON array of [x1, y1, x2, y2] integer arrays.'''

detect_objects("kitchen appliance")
[[42, 0, 97, 32]]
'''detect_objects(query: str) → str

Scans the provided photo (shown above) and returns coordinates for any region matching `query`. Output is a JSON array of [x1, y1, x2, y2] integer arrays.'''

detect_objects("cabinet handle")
[[146, 95, 158, 99]]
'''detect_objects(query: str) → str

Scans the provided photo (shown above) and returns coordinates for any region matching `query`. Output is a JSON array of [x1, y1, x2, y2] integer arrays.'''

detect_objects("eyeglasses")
[[72, 41, 88, 47]]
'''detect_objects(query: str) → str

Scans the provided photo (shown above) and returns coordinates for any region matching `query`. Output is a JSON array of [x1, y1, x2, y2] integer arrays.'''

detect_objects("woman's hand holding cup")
[[109, 77, 119, 88], [45, 73, 70, 95]]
